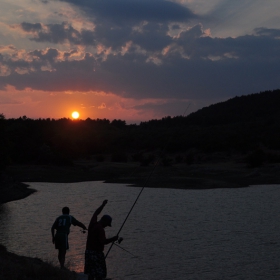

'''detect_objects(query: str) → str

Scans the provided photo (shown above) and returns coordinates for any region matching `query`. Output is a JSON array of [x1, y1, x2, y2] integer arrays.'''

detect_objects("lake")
[[0, 181, 280, 279]]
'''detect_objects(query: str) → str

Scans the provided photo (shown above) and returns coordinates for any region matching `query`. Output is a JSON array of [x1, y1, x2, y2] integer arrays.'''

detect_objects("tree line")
[[1, 89, 280, 173]]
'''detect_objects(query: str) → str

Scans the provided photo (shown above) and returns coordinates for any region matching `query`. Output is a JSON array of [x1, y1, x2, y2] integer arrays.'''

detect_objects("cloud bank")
[[0, 0, 279, 120]]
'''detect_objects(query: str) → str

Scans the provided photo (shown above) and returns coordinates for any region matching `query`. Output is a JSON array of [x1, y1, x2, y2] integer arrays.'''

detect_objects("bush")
[[111, 152, 128, 162], [131, 152, 143, 162], [95, 154, 105, 162], [175, 154, 184, 163], [161, 157, 173, 167], [246, 149, 265, 168], [185, 152, 195, 165], [140, 154, 155, 166], [266, 152, 280, 163]]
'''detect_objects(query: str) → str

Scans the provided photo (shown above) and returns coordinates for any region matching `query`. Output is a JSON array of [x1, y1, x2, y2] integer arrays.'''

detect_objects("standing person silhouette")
[[84, 200, 118, 280], [51, 206, 87, 268]]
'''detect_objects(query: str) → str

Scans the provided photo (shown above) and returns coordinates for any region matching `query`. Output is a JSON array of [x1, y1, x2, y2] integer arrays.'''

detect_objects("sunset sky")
[[0, 0, 280, 123]]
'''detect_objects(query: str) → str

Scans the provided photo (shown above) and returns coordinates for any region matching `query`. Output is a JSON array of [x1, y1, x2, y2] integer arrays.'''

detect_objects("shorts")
[[84, 250, 107, 279], [54, 233, 69, 250]]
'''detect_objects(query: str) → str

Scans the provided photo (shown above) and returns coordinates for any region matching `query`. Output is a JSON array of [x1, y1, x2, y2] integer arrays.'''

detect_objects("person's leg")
[[96, 252, 106, 280], [58, 249, 66, 268], [85, 250, 95, 279]]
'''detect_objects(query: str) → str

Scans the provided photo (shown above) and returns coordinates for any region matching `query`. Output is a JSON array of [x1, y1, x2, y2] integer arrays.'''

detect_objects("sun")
[[71, 111, 80, 119]]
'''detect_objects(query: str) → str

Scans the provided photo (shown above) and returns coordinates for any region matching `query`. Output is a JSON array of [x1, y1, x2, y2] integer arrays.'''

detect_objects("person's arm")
[[97, 228, 118, 245], [105, 235, 118, 245], [51, 220, 57, 244], [75, 220, 87, 230], [88, 200, 108, 229], [94, 200, 108, 217]]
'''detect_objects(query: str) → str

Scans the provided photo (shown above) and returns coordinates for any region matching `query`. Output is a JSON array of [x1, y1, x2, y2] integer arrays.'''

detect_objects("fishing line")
[[105, 163, 158, 258], [114, 243, 139, 258], [105, 104, 191, 259], [81, 228, 137, 258]]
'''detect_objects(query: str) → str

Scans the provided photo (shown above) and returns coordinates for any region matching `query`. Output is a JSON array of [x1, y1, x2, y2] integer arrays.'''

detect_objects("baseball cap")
[[101, 214, 112, 227]]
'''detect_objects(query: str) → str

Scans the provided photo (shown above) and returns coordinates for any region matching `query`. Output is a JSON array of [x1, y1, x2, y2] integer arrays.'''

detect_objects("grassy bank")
[[3, 156, 280, 202], [8, 158, 280, 188], [0, 244, 76, 280], [1, 155, 280, 205]]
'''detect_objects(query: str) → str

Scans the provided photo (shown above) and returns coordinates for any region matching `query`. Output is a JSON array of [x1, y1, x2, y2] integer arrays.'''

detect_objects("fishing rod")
[[80, 230, 136, 257], [105, 105, 191, 259], [105, 159, 160, 258]]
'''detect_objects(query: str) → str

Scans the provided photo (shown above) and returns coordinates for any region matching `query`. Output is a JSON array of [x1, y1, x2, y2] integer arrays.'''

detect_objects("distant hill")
[[138, 89, 280, 153], [185, 89, 280, 126]]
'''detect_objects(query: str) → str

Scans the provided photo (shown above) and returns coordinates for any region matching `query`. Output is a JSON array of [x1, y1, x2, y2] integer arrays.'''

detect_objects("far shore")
[[1, 157, 280, 204]]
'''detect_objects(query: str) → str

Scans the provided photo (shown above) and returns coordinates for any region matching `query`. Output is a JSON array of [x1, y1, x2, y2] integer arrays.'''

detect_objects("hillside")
[[185, 89, 280, 126], [1, 89, 280, 197]]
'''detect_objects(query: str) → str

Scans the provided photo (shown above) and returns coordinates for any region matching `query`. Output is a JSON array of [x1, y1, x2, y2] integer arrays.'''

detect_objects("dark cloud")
[[2, 23, 280, 101], [18, 1, 196, 53], [20, 22, 82, 44], [30, 48, 60, 62], [20, 22, 280, 60], [130, 22, 172, 51], [58, 0, 197, 23], [92, 22, 132, 49], [133, 100, 192, 118], [254, 27, 280, 38], [21, 22, 43, 32], [19, 21, 172, 51]]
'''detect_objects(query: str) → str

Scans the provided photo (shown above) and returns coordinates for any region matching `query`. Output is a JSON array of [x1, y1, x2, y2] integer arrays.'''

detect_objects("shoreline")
[[1, 160, 280, 278], [1, 159, 280, 204], [0, 180, 37, 205], [0, 244, 77, 280]]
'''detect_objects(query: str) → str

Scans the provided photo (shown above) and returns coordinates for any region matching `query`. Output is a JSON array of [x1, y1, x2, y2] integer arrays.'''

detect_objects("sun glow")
[[71, 111, 80, 119]]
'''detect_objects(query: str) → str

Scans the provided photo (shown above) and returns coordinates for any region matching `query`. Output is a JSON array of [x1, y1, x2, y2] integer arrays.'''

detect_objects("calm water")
[[1, 181, 280, 279]]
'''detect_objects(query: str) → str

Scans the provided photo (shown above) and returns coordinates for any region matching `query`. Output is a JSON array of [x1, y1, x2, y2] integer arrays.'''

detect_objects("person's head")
[[62, 206, 70, 215], [100, 214, 112, 228]]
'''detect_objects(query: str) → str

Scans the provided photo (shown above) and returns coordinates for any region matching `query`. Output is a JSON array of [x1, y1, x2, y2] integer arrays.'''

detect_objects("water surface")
[[0, 182, 280, 279]]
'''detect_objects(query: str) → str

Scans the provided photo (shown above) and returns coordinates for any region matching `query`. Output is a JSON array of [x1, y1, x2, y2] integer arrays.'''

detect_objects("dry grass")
[[0, 244, 76, 280]]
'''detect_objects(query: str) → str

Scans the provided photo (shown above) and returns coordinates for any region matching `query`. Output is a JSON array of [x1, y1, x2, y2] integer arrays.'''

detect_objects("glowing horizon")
[[0, 0, 279, 122]]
